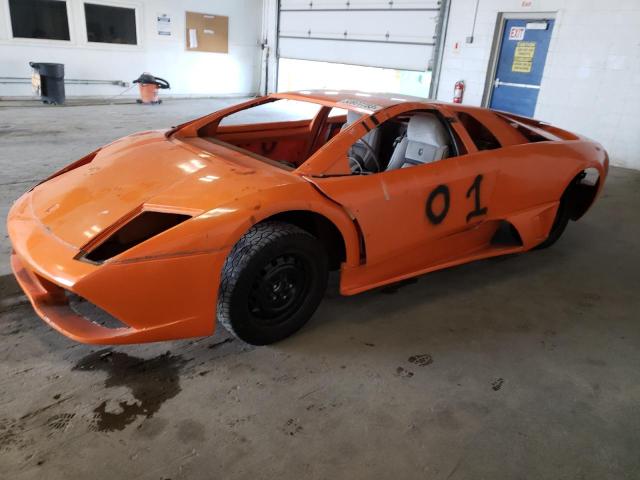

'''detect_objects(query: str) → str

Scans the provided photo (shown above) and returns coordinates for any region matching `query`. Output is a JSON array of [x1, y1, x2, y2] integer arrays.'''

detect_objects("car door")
[[309, 108, 499, 289]]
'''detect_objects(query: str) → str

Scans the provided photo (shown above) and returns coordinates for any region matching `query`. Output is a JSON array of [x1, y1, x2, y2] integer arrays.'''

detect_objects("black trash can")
[[29, 62, 65, 104]]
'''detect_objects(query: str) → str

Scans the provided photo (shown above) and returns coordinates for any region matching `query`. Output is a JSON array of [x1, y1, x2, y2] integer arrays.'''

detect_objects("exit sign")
[[509, 26, 526, 41]]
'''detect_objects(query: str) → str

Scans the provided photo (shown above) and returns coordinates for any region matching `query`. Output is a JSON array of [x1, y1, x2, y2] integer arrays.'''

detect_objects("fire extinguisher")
[[453, 80, 465, 103]]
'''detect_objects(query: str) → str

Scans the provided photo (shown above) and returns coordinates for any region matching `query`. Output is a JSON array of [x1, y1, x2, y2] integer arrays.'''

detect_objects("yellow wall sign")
[[512, 41, 536, 73]]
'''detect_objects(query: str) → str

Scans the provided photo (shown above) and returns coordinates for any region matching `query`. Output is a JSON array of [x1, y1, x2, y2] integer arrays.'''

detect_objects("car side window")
[[344, 110, 458, 175], [456, 112, 501, 151]]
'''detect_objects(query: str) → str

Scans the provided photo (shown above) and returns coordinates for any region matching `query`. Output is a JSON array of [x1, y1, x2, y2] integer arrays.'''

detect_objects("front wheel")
[[217, 222, 328, 345]]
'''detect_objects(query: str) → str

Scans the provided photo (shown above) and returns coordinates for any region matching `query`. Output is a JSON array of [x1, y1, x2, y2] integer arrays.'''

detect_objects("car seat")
[[386, 113, 450, 170]]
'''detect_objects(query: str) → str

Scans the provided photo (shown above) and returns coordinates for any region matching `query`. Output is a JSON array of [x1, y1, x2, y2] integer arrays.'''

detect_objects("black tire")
[[535, 187, 573, 250], [217, 221, 328, 345]]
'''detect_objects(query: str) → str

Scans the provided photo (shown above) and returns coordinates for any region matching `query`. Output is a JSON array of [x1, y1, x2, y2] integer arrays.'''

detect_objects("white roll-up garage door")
[[278, 0, 443, 72]]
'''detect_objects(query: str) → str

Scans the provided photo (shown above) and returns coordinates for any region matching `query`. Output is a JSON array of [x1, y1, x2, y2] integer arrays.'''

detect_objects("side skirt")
[[338, 201, 558, 295]]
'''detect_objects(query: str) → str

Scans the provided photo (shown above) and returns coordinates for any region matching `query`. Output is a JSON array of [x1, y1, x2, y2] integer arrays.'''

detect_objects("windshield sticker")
[[338, 98, 382, 112]]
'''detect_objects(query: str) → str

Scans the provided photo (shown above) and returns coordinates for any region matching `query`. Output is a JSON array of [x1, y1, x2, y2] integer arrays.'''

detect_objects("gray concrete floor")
[[1, 100, 639, 480]]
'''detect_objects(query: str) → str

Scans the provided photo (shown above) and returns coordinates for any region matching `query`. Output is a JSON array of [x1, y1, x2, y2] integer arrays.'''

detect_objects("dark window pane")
[[84, 3, 137, 45], [457, 112, 501, 151], [10, 0, 70, 41]]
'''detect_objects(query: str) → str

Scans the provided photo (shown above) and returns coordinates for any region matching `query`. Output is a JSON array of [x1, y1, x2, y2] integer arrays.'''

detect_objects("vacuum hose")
[[133, 73, 170, 89]]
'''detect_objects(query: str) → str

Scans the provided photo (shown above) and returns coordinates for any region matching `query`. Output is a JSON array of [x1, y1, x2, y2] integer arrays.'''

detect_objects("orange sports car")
[[8, 91, 608, 345]]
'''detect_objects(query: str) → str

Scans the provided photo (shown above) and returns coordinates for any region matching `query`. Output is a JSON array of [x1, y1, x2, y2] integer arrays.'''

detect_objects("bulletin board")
[[185, 12, 228, 53]]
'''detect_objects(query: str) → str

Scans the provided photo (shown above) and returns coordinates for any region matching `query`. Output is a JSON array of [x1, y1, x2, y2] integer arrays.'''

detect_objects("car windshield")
[[196, 99, 348, 170], [219, 99, 322, 126]]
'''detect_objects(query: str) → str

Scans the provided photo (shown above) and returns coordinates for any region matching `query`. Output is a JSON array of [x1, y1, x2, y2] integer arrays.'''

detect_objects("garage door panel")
[[279, 10, 437, 44], [281, 0, 439, 9], [278, 0, 441, 71], [279, 38, 432, 71]]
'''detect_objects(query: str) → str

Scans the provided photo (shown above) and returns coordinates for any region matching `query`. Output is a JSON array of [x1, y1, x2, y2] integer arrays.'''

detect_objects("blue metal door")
[[489, 18, 554, 117]]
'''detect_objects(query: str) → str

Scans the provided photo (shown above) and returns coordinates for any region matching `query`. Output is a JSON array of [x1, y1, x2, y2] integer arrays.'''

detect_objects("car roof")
[[272, 90, 439, 114]]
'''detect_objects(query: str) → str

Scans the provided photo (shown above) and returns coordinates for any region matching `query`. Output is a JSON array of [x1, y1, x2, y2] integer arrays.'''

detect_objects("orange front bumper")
[[11, 252, 136, 343], [8, 192, 227, 344]]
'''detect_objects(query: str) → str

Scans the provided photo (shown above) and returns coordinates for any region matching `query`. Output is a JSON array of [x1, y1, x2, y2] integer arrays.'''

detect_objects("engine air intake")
[[84, 211, 190, 263]]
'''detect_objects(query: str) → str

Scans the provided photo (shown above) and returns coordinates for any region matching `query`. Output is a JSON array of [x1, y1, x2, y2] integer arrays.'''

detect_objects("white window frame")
[[78, 0, 143, 50], [1, 0, 76, 46]]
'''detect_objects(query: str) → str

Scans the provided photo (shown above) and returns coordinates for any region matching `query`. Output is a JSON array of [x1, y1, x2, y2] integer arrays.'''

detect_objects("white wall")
[[437, 0, 640, 170], [0, 0, 262, 98]]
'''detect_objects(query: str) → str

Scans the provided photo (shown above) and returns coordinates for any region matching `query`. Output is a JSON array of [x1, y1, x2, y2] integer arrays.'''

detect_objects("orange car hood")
[[30, 131, 295, 248]]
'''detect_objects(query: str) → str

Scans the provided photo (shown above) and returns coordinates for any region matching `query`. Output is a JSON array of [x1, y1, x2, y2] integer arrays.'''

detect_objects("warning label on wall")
[[512, 41, 536, 73]]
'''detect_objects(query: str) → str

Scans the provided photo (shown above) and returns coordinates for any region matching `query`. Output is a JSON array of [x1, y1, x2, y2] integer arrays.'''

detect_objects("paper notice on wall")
[[512, 41, 536, 73], [157, 13, 172, 37], [188, 28, 198, 48]]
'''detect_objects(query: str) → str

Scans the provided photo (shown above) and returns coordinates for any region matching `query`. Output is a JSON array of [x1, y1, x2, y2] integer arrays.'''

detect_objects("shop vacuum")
[[133, 72, 170, 104]]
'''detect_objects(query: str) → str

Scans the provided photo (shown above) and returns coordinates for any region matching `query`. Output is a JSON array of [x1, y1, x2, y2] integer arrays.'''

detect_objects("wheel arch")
[[559, 140, 607, 221], [257, 210, 348, 271], [218, 198, 362, 272], [564, 166, 602, 221]]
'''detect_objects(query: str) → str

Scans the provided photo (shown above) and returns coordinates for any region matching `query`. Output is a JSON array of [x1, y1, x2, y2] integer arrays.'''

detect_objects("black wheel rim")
[[248, 253, 310, 325]]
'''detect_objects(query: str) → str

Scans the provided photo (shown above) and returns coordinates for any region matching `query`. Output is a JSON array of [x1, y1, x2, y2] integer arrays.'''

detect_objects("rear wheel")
[[217, 222, 328, 345]]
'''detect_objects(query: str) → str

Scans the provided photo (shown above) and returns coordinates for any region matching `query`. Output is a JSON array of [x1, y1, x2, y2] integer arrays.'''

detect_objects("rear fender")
[[567, 167, 604, 221]]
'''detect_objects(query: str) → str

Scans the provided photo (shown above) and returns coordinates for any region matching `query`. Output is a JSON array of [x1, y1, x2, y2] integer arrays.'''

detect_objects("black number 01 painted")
[[425, 184, 450, 225], [466, 174, 488, 222], [425, 174, 488, 225]]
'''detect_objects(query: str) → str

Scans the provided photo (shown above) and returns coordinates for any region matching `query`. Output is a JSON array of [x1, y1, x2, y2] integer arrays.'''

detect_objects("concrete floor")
[[1, 100, 639, 480]]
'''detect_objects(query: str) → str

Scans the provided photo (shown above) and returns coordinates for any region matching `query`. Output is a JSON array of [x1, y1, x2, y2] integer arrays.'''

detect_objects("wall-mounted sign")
[[526, 21, 548, 30], [157, 13, 172, 37], [509, 26, 526, 41], [512, 41, 536, 73]]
